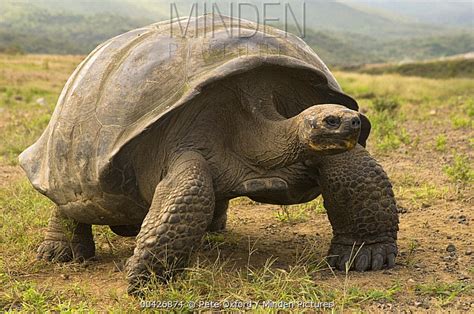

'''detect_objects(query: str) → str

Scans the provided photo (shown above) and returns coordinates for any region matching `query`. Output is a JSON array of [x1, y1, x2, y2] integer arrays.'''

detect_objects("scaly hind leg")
[[37, 208, 95, 262], [126, 152, 215, 295], [317, 145, 399, 271]]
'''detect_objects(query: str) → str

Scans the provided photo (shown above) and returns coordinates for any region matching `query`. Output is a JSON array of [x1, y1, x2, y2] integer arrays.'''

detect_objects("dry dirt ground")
[[0, 54, 472, 312]]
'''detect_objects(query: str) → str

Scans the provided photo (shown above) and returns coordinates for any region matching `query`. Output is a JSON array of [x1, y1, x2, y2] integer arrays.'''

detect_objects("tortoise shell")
[[19, 15, 361, 220]]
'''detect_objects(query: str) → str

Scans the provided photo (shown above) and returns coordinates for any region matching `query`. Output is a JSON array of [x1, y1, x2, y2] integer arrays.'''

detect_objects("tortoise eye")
[[323, 115, 341, 128]]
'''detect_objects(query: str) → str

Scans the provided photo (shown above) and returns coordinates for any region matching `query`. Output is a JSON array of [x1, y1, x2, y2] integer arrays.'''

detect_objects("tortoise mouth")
[[309, 140, 356, 154], [308, 132, 358, 154]]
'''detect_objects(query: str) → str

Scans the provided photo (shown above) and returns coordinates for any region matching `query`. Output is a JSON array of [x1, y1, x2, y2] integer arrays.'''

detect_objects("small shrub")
[[451, 116, 472, 129], [300, 196, 326, 214], [443, 154, 473, 184], [275, 205, 308, 224], [465, 99, 474, 118], [434, 134, 447, 151]]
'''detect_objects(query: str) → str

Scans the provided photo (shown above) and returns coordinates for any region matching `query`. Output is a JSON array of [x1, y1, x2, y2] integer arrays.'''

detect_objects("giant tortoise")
[[19, 15, 399, 293]]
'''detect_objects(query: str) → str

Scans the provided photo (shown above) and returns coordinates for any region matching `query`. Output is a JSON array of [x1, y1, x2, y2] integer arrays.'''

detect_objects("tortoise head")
[[296, 104, 361, 155]]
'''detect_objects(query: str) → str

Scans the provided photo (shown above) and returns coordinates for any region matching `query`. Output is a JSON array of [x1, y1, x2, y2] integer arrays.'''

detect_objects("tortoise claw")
[[327, 241, 397, 272], [37, 240, 94, 262]]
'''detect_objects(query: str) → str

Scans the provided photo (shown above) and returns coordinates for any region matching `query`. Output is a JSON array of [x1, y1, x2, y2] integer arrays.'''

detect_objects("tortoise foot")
[[37, 239, 95, 262], [125, 255, 172, 296], [125, 257, 147, 296], [207, 218, 226, 233], [327, 241, 397, 272]]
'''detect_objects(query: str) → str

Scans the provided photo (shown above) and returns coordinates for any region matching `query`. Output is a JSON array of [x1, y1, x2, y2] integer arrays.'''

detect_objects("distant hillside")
[[0, 0, 473, 65], [351, 54, 474, 79], [348, 0, 473, 27], [0, 1, 151, 54], [7, 0, 169, 20], [303, 30, 474, 66], [2, 0, 436, 39]]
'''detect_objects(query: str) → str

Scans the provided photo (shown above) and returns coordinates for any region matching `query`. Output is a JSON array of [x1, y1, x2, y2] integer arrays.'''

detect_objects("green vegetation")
[[0, 54, 81, 164], [297, 197, 326, 214], [398, 183, 449, 210], [363, 96, 411, 151], [0, 276, 91, 312], [275, 205, 309, 224], [393, 173, 451, 209], [275, 197, 325, 224], [372, 96, 400, 113], [355, 57, 474, 79], [0, 0, 152, 55], [345, 284, 400, 304], [415, 282, 472, 306], [451, 115, 472, 129], [435, 134, 447, 151], [443, 154, 474, 185], [0, 180, 52, 264]]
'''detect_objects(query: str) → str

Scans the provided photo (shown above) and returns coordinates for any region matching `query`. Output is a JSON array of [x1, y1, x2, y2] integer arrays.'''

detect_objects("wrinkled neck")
[[239, 116, 306, 170]]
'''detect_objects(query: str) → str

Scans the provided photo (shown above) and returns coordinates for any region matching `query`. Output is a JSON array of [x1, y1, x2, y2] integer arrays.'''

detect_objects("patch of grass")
[[369, 110, 411, 151], [275, 205, 309, 224], [290, 196, 326, 214], [415, 281, 472, 306], [274, 197, 325, 223], [0, 274, 110, 312], [138, 248, 404, 312], [229, 197, 259, 206], [362, 95, 412, 151], [413, 184, 448, 204], [443, 153, 474, 185], [466, 98, 474, 118], [448, 96, 474, 130], [434, 134, 447, 151], [337, 72, 474, 122], [0, 54, 80, 165], [0, 180, 53, 257], [451, 115, 472, 129], [204, 233, 227, 246], [345, 284, 400, 305], [0, 109, 53, 165], [395, 175, 450, 209], [372, 96, 399, 114], [403, 239, 420, 267], [356, 58, 474, 79], [0, 181, 54, 281]]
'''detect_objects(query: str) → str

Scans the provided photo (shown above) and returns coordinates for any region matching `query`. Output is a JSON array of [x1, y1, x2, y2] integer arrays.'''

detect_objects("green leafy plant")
[[443, 153, 474, 184], [435, 134, 447, 151]]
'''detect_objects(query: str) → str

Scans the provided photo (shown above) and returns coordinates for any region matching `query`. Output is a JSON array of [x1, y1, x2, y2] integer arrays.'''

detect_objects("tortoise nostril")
[[324, 115, 341, 128], [351, 117, 361, 129]]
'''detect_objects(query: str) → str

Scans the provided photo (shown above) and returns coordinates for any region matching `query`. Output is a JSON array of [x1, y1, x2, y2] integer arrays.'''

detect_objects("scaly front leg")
[[318, 145, 399, 271], [126, 152, 215, 295]]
